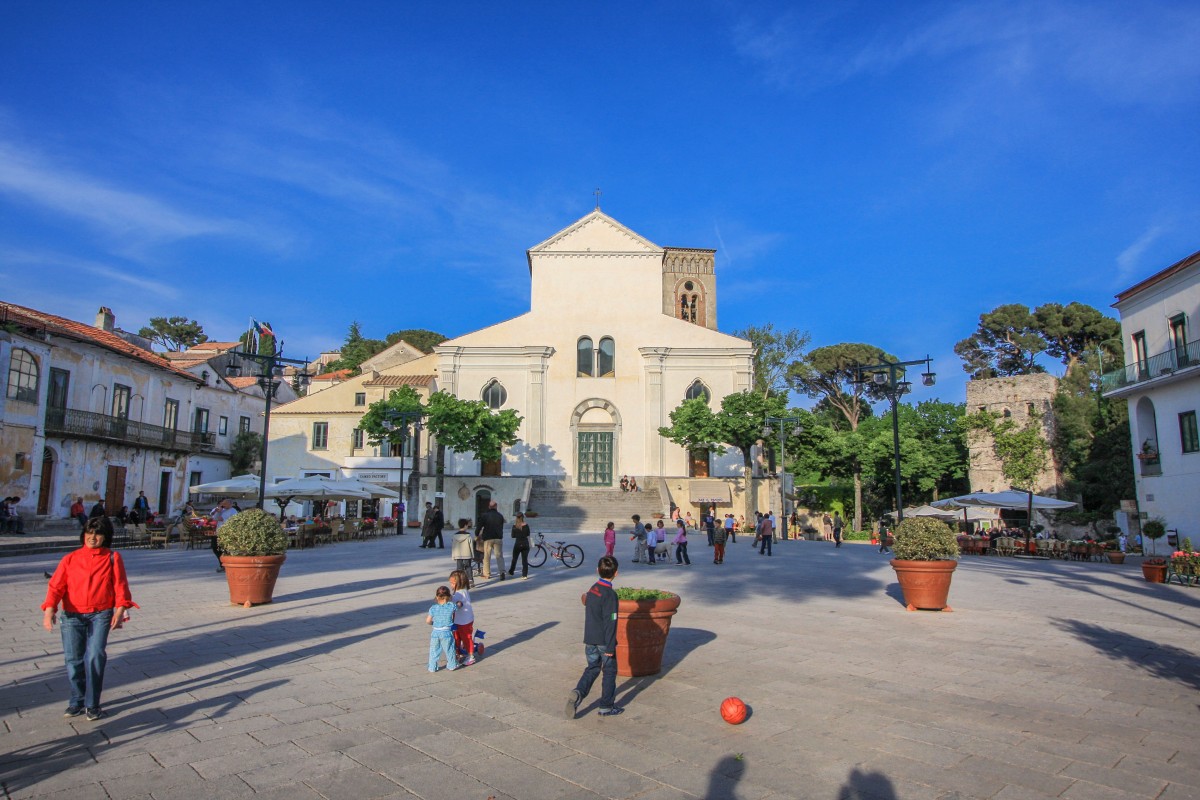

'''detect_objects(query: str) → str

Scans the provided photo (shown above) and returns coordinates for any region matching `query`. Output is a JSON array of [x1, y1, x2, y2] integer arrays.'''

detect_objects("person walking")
[[566, 555, 622, 718], [704, 508, 716, 547], [419, 502, 437, 548], [476, 501, 506, 581], [132, 491, 150, 523], [724, 513, 736, 544], [41, 516, 137, 721], [672, 520, 690, 565], [508, 513, 532, 579], [878, 523, 891, 554], [833, 512, 844, 549], [758, 511, 774, 556], [451, 519, 475, 588]]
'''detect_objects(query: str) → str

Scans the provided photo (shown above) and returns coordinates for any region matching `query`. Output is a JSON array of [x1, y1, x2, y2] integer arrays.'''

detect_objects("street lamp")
[[224, 349, 311, 510], [763, 415, 802, 540], [852, 356, 935, 524], [382, 410, 424, 529]]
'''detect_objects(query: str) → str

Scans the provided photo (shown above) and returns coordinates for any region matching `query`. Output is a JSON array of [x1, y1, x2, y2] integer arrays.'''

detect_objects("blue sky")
[[3, 1, 1199, 406]]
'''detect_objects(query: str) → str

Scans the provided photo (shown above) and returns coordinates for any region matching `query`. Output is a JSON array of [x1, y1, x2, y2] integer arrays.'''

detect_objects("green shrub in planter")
[[891, 517, 959, 561], [217, 509, 289, 556], [616, 588, 675, 601]]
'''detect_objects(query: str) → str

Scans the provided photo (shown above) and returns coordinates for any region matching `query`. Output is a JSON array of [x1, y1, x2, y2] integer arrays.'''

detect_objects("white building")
[[1102, 248, 1200, 543]]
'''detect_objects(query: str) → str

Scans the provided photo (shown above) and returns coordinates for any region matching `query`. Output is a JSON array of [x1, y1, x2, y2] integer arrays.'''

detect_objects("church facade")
[[436, 210, 754, 486]]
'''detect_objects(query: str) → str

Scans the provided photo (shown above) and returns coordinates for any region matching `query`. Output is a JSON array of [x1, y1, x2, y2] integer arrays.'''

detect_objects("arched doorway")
[[474, 488, 492, 525], [570, 399, 622, 487], [37, 448, 55, 515]]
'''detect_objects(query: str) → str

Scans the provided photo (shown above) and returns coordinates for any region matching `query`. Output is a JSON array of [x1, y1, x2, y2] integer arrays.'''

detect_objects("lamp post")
[[383, 410, 424, 529], [852, 357, 936, 524], [224, 349, 311, 510], [762, 415, 802, 540]]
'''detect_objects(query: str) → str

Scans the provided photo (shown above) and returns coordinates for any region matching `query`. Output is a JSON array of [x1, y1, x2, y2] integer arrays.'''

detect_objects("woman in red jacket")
[[41, 516, 138, 721]]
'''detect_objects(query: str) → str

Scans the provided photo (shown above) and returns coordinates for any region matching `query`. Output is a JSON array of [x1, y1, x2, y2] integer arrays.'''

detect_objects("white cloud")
[[1, 248, 179, 298], [1115, 224, 1168, 285]]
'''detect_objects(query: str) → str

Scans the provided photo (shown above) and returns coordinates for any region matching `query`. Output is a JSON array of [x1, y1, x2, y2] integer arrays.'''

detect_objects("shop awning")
[[690, 480, 732, 505]]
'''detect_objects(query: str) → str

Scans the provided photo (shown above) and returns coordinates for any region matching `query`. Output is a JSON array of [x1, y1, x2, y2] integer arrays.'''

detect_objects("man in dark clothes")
[[476, 501, 506, 580], [566, 555, 622, 718]]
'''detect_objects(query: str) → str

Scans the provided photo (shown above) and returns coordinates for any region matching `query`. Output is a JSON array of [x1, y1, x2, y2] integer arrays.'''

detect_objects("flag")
[[252, 319, 275, 337]]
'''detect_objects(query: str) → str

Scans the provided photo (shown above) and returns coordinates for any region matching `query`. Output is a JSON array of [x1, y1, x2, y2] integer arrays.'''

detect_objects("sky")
[[3, 1, 1199, 407]]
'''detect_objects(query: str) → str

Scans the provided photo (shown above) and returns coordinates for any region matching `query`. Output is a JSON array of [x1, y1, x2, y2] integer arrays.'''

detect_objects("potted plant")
[[1104, 542, 1126, 565], [218, 509, 289, 605], [592, 588, 680, 677], [890, 517, 959, 612], [1142, 518, 1166, 556], [1141, 557, 1168, 583], [1171, 537, 1198, 584]]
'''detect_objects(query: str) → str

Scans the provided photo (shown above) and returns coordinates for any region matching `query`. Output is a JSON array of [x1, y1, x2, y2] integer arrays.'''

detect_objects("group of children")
[[425, 569, 484, 672], [603, 516, 692, 566]]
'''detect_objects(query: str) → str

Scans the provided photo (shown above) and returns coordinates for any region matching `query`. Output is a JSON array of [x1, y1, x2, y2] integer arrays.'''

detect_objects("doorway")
[[105, 465, 126, 516], [37, 448, 55, 515], [577, 431, 613, 486], [474, 489, 492, 525], [158, 471, 172, 515]]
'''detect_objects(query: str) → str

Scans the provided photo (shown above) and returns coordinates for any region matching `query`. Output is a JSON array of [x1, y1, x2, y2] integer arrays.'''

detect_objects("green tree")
[[1033, 302, 1123, 370], [138, 316, 208, 351], [230, 431, 262, 476], [1052, 354, 1133, 512], [733, 323, 810, 398], [424, 391, 523, 462], [238, 323, 276, 356], [359, 386, 425, 450], [789, 343, 894, 530], [656, 398, 723, 456], [327, 321, 387, 374], [385, 329, 448, 354], [954, 304, 1046, 379]]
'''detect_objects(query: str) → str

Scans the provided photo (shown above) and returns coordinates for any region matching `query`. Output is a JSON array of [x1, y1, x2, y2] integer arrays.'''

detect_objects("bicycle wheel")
[[561, 544, 584, 569], [528, 545, 547, 568]]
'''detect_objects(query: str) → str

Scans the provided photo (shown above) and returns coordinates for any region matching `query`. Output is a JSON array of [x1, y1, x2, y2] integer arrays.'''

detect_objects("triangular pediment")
[[528, 211, 662, 256]]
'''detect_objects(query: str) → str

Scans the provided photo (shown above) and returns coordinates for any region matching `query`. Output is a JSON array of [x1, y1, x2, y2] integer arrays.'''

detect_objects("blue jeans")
[[60, 610, 113, 709], [428, 631, 457, 671], [675, 542, 690, 564], [574, 644, 616, 708]]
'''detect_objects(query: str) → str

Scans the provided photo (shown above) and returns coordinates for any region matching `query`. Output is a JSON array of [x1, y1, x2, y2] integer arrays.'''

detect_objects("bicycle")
[[529, 532, 584, 569]]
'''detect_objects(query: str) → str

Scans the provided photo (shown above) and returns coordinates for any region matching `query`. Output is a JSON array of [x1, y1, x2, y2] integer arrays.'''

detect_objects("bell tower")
[[662, 247, 717, 330]]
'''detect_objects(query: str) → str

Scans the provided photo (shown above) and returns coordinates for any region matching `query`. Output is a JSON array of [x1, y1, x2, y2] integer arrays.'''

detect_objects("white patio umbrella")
[[188, 474, 262, 499], [330, 477, 399, 499], [934, 491, 1076, 531], [263, 476, 372, 501]]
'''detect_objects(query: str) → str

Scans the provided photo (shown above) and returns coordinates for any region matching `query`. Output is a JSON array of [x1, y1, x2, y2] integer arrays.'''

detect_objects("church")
[[266, 210, 758, 528]]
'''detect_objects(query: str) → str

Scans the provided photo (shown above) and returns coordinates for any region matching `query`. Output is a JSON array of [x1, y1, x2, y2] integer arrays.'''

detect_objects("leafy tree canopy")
[[359, 387, 522, 464], [230, 431, 262, 476], [789, 343, 895, 431], [238, 323, 276, 356], [955, 301, 1120, 379], [658, 390, 786, 472], [385, 329, 448, 354], [328, 322, 447, 375], [733, 323, 810, 398], [138, 316, 207, 351]]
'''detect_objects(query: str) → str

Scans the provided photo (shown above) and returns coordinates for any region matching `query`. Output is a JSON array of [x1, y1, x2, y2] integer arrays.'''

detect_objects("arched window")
[[597, 337, 615, 377], [685, 380, 711, 403], [577, 337, 594, 377], [482, 380, 507, 410], [6, 349, 39, 403]]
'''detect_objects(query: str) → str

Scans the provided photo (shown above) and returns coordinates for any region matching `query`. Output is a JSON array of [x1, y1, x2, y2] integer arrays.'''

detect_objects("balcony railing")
[[1100, 337, 1200, 393], [45, 407, 215, 452]]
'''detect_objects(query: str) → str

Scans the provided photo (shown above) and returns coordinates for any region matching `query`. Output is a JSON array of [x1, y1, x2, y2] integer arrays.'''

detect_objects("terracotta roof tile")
[[312, 369, 353, 381], [188, 341, 242, 351], [0, 302, 202, 383], [226, 376, 263, 389]]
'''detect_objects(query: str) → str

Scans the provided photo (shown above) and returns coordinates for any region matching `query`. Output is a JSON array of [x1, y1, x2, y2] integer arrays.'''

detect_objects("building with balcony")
[[1102, 248, 1200, 541], [0, 302, 292, 522]]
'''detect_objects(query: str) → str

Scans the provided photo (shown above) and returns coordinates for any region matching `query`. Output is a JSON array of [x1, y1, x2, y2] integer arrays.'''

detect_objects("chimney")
[[95, 307, 115, 332]]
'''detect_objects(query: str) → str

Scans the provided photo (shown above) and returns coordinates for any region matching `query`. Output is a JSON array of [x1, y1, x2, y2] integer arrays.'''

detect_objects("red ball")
[[720, 696, 747, 725]]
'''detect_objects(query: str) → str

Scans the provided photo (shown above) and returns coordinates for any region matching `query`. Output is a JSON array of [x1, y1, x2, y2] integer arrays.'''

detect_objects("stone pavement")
[[2, 533, 1199, 800]]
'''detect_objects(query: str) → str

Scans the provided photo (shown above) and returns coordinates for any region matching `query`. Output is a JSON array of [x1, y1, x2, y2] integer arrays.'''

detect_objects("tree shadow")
[[1058, 619, 1200, 693], [837, 766, 899, 799]]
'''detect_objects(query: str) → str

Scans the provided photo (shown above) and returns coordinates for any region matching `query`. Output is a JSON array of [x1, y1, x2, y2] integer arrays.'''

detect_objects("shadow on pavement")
[[705, 754, 747, 798], [609, 626, 716, 712], [477, 620, 558, 657], [1059, 619, 1200, 693], [837, 766, 898, 799]]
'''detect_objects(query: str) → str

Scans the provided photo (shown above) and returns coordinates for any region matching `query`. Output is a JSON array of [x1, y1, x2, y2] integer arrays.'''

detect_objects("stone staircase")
[[524, 481, 668, 534]]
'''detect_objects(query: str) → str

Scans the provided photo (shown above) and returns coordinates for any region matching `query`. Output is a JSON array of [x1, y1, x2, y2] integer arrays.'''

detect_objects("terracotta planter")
[[890, 559, 957, 612], [220, 554, 286, 605], [1142, 562, 1167, 583], [1106, 552, 1126, 565]]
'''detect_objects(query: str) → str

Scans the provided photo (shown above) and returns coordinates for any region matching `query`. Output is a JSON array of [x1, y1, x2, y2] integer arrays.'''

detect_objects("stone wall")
[[965, 374, 1063, 495]]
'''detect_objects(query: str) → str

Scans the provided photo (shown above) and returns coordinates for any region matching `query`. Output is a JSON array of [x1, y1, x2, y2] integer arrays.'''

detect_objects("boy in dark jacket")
[[566, 555, 622, 718]]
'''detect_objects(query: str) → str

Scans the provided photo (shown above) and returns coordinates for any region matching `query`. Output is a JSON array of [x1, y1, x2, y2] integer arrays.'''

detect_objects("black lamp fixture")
[[853, 356, 936, 523]]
